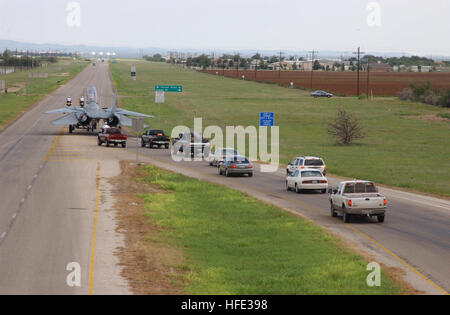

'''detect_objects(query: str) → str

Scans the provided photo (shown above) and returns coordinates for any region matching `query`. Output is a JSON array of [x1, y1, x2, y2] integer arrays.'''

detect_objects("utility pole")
[[308, 49, 317, 90], [366, 55, 371, 99], [236, 53, 240, 78], [254, 53, 259, 81], [211, 52, 215, 71], [278, 51, 283, 85], [353, 47, 365, 97]]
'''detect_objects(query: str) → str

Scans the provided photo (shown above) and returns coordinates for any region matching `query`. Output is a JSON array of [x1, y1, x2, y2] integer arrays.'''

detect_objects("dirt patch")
[[53, 72, 70, 77], [404, 114, 450, 123], [110, 161, 186, 295], [7, 82, 25, 93]]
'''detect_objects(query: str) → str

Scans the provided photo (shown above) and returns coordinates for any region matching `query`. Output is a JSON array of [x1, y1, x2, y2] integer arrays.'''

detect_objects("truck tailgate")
[[345, 194, 385, 209]]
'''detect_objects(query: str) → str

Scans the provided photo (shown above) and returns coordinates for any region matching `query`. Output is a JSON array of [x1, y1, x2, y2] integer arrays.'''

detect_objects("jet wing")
[[115, 109, 153, 118], [115, 114, 133, 127], [45, 107, 83, 115], [50, 113, 79, 125]]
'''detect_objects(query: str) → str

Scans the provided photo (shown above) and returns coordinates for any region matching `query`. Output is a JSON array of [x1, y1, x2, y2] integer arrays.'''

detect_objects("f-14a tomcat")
[[44, 85, 152, 133]]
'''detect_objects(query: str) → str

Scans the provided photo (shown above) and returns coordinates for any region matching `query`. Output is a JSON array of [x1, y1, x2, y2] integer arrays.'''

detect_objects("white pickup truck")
[[329, 181, 387, 223]]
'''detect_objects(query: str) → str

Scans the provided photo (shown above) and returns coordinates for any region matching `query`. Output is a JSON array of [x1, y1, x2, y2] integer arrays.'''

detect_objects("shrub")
[[398, 88, 413, 101], [327, 108, 366, 145], [438, 90, 450, 108]]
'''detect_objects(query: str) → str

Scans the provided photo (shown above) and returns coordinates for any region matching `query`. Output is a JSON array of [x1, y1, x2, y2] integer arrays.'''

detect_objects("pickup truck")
[[98, 128, 127, 148], [329, 181, 387, 223], [141, 129, 170, 149]]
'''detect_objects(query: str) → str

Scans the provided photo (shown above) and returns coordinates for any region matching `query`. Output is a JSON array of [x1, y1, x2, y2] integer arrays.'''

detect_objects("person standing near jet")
[[79, 96, 85, 107]]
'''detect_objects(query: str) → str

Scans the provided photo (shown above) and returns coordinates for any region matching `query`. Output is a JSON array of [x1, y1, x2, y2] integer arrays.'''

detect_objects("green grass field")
[[110, 60, 450, 196], [0, 58, 88, 127], [139, 165, 401, 294]]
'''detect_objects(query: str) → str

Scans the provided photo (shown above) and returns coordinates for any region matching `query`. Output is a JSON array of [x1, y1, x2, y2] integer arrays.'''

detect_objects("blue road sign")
[[260, 112, 275, 127]]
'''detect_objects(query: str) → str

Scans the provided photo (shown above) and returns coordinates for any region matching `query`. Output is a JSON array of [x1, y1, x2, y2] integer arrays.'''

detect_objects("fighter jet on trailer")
[[44, 86, 152, 133]]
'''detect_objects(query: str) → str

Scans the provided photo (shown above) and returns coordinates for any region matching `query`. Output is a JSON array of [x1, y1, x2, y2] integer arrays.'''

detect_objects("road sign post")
[[132, 117, 145, 164], [260, 112, 275, 127], [155, 91, 165, 127], [131, 66, 136, 81]]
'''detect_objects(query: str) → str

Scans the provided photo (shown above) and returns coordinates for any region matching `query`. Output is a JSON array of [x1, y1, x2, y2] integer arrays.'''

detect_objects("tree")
[[313, 60, 321, 70], [328, 109, 366, 145]]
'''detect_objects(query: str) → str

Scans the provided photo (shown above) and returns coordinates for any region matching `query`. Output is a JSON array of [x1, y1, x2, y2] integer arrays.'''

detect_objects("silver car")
[[218, 156, 254, 177]]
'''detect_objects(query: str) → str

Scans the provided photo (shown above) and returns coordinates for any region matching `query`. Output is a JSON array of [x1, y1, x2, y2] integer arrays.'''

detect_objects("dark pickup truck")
[[98, 128, 128, 148], [141, 129, 171, 149]]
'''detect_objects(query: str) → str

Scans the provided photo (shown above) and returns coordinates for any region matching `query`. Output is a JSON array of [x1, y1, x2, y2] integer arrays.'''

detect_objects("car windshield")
[[344, 183, 378, 194], [304, 159, 324, 166], [301, 171, 322, 177]]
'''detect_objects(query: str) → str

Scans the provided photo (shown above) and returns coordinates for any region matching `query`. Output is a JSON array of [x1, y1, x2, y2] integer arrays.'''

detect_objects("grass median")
[[0, 58, 88, 128], [110, 60, 450, 197], [126, 163, 403, 295]]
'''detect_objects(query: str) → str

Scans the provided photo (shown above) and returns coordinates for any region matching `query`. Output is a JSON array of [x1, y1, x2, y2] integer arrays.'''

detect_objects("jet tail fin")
[[112, 90, 118, 113]]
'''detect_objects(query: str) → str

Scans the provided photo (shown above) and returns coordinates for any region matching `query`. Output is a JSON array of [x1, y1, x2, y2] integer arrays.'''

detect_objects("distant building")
[[362, 63, 393, 72]]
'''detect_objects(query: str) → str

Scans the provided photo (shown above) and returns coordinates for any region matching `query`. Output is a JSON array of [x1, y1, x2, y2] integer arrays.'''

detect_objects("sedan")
[[209, 148, 239, 167], [219, 156, 254, 177], [286, 169, 328, 193], [311, 90, 333, 98]]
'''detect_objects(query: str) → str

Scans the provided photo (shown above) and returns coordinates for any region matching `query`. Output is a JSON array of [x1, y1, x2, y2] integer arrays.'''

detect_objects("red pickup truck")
[[98, 128, 128, 148]]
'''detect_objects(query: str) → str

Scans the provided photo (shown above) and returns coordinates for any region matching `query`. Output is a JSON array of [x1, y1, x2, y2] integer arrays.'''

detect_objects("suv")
[[287, 156, 327, 176], [172, 130, 211, 157]]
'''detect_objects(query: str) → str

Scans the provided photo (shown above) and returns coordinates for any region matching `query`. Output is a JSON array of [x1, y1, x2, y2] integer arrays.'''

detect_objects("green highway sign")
[[154, 85, 183, 92]]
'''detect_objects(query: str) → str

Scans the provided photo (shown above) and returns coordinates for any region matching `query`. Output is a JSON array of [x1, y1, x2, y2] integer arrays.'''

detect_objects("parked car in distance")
[[311, 90, 333, 98], [209, 148, 239, 167], [329, 181, 387, 223], [141, 129, 171, 149], [287, 156, 327, 176], [218, 156, 253, 177], [172, 130, 211, 157], [98, 127, 127, 148], [286, 169, 328, 194]]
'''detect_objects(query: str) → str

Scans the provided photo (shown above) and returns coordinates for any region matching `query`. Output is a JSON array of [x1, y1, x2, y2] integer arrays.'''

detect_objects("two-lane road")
[[0, 61, 448, 295]]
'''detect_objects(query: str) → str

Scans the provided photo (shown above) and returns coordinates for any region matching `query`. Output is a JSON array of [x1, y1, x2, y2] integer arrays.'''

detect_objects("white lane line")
[[20, 198, 25, 204], [0, 232, 6, 239], [27, 185, 32, 191], [11, 213, 17, 220]]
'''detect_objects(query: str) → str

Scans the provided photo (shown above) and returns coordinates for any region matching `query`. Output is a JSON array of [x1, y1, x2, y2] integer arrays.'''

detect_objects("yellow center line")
[[144, 155, 449, 295], [89, 160, 101, 295], [44, 129, 64, 162]]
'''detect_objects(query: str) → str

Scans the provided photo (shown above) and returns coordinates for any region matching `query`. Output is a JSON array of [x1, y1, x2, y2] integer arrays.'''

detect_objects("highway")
[[0, 62, 448, 295]]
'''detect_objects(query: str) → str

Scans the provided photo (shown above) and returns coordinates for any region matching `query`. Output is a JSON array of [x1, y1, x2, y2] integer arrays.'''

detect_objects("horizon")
[[0, 0, 449, 57]]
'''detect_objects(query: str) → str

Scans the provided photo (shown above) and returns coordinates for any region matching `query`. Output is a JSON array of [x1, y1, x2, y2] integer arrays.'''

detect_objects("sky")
[[0, 0, 449, 56]]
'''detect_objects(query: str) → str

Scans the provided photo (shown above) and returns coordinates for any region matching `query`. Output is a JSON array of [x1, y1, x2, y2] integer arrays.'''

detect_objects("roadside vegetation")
[[110, 60, 450, 196], [0, 58, 88, 128], [123, 163, 402, 294], [398, 82, 450, 107]]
